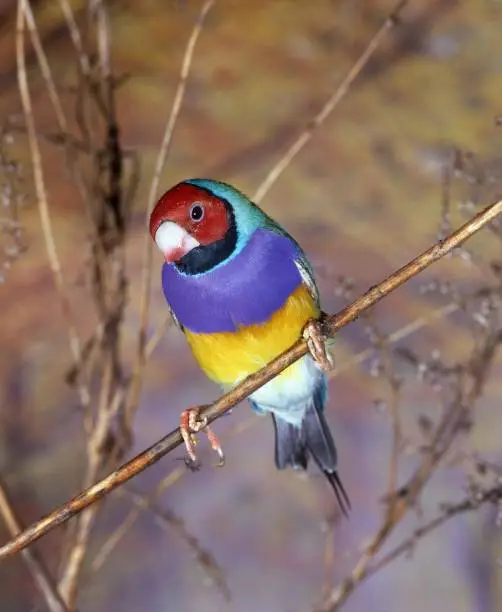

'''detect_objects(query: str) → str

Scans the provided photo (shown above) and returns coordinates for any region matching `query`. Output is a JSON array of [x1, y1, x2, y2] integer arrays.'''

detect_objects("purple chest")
[[161, 228, 303, 333]]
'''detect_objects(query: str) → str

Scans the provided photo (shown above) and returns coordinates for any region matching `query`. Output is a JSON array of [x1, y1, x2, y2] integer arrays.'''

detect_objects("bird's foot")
[[302, 318, 333, 372], [180, 406, 225, 470]]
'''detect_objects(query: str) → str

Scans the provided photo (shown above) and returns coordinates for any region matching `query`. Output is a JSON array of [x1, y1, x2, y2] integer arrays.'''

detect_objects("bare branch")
[[18, 0, 134, 605], [0, 479, 69, 612], [58, 0, 91, 77], [19, 0, 95, 428], [253, 0, 408, 203], [314, 324, 502, 611], [16, 0, 90, 409], [123, 488, 231, 602], [329, 302, 459, 379], [0, 197, 500, 561], [90, 303, 462, 572], [88, 419, 257, 572], [366, 484, 502, 579]]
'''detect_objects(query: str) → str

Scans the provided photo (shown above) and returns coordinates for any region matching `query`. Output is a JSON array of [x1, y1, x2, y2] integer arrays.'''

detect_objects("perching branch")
[[88, 302, 463, 573], [0, 198, 501, 561]]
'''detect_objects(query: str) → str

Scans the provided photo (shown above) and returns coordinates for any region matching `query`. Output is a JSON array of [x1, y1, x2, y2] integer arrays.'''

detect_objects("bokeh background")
[[1, 0, 502, 610]]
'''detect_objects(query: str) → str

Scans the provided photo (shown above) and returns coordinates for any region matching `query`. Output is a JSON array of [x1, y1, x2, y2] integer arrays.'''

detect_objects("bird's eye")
[[189, 203, 204, 222]]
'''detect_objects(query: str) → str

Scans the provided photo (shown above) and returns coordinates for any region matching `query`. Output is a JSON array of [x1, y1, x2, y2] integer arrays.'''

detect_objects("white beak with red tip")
[[154, 221, 200, 263]]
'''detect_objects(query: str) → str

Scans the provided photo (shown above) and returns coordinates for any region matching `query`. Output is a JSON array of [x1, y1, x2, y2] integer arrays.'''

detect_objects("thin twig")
[[366, 485, 502, 579], [123, 488, 231, 602], [329, 302, 459, 379], [0, 198, 500, 560], [16, 0, 89, 410], [57, 350, 118, 606], [252, 0, 407, 203], [125, 0, 215, 431], [145, 316, 173, 358], [58, 0, 91, 77], [387, 381, 402, 500], [0, 479, 69, 612], [20, 0, 94, 426], [22, 2, 69, 135], [88, 419, 256, 572], [19, 1, 130, 605], [89, 469, 185, 571], [321, 516, 337, 601], [374, 327, 403, 503], [58, 0, 98, 160], [314, 327, 502, 612]]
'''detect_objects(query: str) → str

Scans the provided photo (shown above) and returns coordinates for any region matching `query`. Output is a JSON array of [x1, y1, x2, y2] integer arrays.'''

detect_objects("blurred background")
[[1, 0, 502, 610]]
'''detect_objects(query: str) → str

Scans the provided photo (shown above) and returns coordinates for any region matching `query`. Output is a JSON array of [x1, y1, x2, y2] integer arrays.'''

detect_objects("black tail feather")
[[310, 453, 351, 518], [272, 415, 308, 470], [271, 398, 350, 518]]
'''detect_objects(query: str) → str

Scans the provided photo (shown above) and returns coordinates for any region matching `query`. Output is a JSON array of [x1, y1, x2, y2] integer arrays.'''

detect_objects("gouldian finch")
[[149, 179, 350, 515]]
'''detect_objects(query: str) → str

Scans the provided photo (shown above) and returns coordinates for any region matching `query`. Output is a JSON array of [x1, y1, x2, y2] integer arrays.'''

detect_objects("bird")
[[149, 178, 350, 516]]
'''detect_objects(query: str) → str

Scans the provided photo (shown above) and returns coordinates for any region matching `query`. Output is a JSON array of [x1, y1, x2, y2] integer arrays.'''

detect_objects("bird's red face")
[[149, 183, 231, 263]]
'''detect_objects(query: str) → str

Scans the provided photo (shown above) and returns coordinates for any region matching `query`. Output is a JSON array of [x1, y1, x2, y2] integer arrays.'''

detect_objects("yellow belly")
[[184, 283, 319, 387]]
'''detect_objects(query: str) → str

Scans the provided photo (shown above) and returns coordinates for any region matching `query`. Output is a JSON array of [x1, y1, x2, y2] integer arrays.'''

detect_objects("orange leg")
[[302, 318, 333, 372], [180, 406, 225, 470]]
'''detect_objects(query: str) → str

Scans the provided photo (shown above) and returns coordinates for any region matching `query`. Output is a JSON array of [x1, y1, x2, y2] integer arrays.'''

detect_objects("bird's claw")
[[180, 406, 226, 469], [184, 456, 202, 472], [303, 318, 333, 372]]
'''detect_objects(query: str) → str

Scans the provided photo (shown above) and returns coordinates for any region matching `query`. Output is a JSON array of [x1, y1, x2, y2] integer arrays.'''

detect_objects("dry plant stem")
[[252, 0, 407, 203], [18, 0, 110, 606], [61, 0, 98, 159], [330, 302, 459, 377], [55, 0, 123, 602], [321, 520, 336, 601], [89, 420, 256, 572], [57, 352, 114, 606], [387, 383, 401, 497], [314, 330, 502, 611], [22, 2, 68, 138], [16, 1, 89, 407], [126, 0, 215, 431], [90, 468, 186, 572], [20, 0, 94, 425], [0, 479, 69, 612], [314, 412, 494, 612], [1, 199, 501, 560], [58, 0, 91, 77], [122, 488, 231, 602], [366, 484, 502, 579], [379, 342, 402, 500], [19, 0, 129, 604], [21, 0, 94, 232]]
